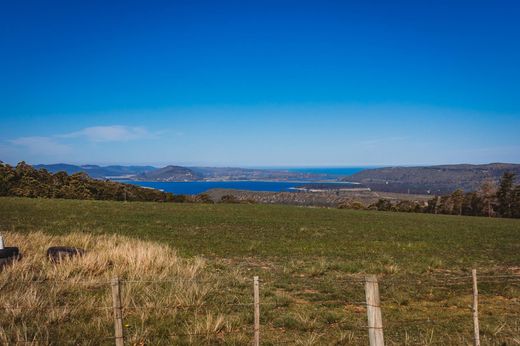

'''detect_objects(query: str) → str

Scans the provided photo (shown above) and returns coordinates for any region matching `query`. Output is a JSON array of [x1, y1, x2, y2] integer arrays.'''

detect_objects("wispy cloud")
[[59, 125, 154, 142], [8, 136, 71, 155], [4, 125, 157, 162]]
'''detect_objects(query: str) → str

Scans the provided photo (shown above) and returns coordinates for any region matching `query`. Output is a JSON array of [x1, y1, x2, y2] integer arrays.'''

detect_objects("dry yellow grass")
[[0, 232, 241, 345], [2, 232, 519, 345]]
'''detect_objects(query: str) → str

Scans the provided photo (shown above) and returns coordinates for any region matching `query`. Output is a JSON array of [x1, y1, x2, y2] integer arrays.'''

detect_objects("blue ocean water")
[[124, 167, 371, 195]]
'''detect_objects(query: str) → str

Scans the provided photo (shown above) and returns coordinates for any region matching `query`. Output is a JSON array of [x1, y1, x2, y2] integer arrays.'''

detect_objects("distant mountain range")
[[32, 164, 334, 182], [343, 163, 520, 194], [33, 164, 156, 179]]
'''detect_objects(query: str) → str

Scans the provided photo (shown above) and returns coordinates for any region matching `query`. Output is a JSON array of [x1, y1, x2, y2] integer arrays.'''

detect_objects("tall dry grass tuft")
[[0, 231, 226, 345]]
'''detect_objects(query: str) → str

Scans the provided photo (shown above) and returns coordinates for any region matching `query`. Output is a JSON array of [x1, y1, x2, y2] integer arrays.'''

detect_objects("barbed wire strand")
[[2, 273, 519, 285]]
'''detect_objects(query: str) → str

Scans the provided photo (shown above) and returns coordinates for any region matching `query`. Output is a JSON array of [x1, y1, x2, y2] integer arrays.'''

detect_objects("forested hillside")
[[345, 163, 520, 194], [134, 165, 202, 181], [0, 161, 174, 202]]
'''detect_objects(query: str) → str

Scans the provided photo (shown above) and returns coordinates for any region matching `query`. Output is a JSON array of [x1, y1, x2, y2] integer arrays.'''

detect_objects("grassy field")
[[0, 197, 519, 345]]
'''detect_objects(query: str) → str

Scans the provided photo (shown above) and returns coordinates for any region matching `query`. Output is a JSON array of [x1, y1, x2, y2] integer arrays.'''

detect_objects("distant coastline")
[[33, 163, 371, 183], [30, 162, 520, 195], [122, 180, 367, 195]]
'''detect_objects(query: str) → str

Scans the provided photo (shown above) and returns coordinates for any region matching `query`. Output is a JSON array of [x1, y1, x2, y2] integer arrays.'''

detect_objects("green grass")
[[1, 197, 519, 345], [2, 197, 518, 273]]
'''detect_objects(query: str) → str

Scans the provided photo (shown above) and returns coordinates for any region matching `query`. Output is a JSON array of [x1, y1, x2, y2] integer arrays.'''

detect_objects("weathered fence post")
[[111, 277, 124, 346], [365, 274, 384, 346], [472, 269, 480, 346], [253, 276, 260, 346]]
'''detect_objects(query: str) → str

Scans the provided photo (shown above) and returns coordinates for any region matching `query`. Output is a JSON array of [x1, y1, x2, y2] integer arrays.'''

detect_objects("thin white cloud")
[[4, 125, 157, 162], [60, 125, 154, 142], [9, 136, 71, 155]]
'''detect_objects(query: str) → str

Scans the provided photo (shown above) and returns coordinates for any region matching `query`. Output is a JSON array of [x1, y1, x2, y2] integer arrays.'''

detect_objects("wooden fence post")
[[253, 276, 260, 346], [365, 275, 384, 346], [472, 269, 480, 346], [111, 277, 124, 346]]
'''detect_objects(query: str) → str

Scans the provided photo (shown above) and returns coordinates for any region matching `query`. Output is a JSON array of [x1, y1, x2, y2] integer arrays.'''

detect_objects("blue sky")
[[1, 0, 519, 166]]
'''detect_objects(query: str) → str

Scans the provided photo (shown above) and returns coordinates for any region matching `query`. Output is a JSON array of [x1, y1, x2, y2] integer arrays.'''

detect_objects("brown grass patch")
[[0, 232, 230, 345]]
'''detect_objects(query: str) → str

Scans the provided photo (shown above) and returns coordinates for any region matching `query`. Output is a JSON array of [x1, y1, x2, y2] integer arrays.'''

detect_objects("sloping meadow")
[[2, 232, 519, 346], [0, 232, 249, 345], [1, 199, 519, 345]]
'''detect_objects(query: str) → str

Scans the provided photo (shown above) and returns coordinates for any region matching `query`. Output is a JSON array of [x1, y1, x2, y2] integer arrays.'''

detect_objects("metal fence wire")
[[0, 271, 519, 345]]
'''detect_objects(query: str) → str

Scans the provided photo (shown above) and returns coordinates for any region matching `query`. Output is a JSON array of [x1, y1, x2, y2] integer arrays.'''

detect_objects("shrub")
[[220, 195, 239, 203]]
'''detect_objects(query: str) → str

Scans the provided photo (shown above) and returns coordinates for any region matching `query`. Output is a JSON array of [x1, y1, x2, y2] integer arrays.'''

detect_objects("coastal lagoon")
[[124, 167, 369, 195]]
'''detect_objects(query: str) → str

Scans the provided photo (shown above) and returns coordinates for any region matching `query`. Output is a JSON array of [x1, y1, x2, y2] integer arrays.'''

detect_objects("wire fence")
[[0, 272, 519, 345]]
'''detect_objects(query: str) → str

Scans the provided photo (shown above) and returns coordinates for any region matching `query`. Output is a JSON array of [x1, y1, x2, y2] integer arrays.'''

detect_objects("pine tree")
[[512, 185, 520, 219], [450, 189, 465, 215], [462, 192, 481, 216], [496, 172, 515, 217]]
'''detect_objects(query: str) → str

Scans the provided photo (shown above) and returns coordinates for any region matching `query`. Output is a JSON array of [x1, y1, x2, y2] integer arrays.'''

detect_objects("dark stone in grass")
[[0, 247, 20, 259], [0, 247, 22, 270], [47, 246, 85, 263]]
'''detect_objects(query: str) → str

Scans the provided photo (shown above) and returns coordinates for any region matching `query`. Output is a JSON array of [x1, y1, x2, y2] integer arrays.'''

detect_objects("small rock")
[[47, 246, 85, 263]]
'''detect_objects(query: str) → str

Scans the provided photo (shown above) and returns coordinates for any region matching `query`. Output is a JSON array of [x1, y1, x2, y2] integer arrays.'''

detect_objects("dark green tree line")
[[359, 172, 520, 219], [0, 161, 175, 202], [421, 172, 519, 218]]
